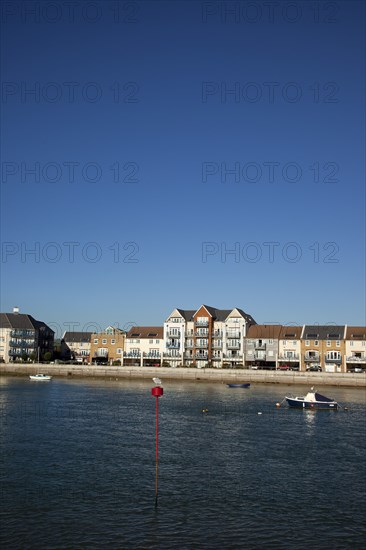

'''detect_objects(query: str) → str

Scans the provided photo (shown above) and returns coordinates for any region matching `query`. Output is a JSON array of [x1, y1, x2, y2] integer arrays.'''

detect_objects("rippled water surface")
[[0, 376, 365, 549]]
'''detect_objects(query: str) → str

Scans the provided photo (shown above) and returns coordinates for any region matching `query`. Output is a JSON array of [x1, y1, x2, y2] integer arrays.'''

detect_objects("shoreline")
[[1, 363, 365, 388]]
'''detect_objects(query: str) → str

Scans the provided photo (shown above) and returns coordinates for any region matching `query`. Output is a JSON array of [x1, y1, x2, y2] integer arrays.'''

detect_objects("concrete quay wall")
[[1, 363, 365, 387]]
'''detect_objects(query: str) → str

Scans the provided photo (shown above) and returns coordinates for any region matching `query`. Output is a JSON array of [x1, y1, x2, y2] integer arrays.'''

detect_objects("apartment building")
[[345, 326, 366, 372], [301, 325, 346, 372], [0, 308, 54, 362], [163, 305, 256, 368], [61, 332, 93, 363], [90, 326, 126, 364], [245, 325, 282, 369], [123, 326, 164, 367]]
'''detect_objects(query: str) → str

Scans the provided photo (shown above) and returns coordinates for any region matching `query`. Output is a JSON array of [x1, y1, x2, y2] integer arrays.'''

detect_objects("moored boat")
[[227, 383, 250, 388], [29, 374, 52, 381], [285, 388, 338, 409]]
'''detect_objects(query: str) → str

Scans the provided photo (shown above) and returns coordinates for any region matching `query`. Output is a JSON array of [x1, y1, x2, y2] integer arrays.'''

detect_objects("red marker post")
[[151, 380, 163, 506]]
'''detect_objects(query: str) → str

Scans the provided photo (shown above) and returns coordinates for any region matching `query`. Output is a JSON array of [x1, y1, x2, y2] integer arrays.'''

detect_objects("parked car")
[[290, 365, 300, 371], [306, 365, 322, 372], [277, 365, 290, 370]]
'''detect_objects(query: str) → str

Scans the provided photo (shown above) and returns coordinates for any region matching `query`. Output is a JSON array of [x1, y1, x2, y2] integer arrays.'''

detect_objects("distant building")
[[0, 308, 54, 362], [278, 326, 302, 370], [124, 326, 164, 367], [345, 326, 366, 373], [90, 326, 126, 364], [61, 332, 93, 363], [163, 305, 256, 368]]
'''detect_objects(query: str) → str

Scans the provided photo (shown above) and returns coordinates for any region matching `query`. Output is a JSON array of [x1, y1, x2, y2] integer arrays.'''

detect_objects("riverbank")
[[1, 363, 366, 387]]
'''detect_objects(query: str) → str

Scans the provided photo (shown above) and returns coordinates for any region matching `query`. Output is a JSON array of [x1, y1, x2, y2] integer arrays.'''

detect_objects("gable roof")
[[279, 326, 303, 339], [345, 326, 366, 339], [63, 332, 93, 343], [247, 324, 283, 339], [171, 306, 256, 324], [127, 326, 164, 339], [0, 312, 54, 333], [302, 325, 346, 340]]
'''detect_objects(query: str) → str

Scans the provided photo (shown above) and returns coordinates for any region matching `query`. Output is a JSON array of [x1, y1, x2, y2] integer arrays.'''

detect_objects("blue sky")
[[1, 0, 365, 337]]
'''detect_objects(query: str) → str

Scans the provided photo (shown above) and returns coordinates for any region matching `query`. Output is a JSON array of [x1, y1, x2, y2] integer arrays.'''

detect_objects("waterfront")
[[0, 376, 365, 549]]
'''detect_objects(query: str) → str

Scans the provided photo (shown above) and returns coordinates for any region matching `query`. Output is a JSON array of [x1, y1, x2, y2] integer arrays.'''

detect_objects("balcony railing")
[[143, 352, 161, 358], [195, 320, 209, 327], [255, 343, 266, 350], [212, 331, 223, 338], [212, 356, 221, 361], [166, 342, 180, 349], [278, 354, 299, 361], [325, 357, 342, 364], [166, 331, 181, 338], [305, 353, 320, 361], [212, 343, 222, 349], [124, 352, 141, 358], [10, 330, 35, 338], [163, 352, 181, 358], [227, 342, 240, 350], [185, 342, 194, 348], [195, 353, 208, 359], [196, 342, 208, 349], [9, 340, 35, 348], [227, 332, 240, 339], [195, 331, 209, 337], [346, 356, 366, 362]]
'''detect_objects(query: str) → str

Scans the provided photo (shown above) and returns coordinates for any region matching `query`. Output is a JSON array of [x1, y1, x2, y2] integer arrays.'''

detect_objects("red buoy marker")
[[151, 378, 163, 507]]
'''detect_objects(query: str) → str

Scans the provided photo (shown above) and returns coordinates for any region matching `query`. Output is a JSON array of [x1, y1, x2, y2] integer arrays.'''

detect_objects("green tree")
[[44, 352, 52, 362]]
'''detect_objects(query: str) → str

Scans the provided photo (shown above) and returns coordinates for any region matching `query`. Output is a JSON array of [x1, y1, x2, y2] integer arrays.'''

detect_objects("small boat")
[[285, 388, 338, 409], [227, 383, 250, 388], [29, 374, 52, 381]]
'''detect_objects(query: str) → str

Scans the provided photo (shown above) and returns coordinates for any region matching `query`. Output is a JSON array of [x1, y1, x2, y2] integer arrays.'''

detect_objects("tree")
[[44, 352, 52, 362]]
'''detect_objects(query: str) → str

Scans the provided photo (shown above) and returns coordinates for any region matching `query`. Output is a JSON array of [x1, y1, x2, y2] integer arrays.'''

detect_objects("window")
[[149, 340, 153, 344], [305, 340, 310, 346], [268, 339, 273, 344], [314, 341, 319, 346], [326, 341, 331, 347], [156, 339, 160, 344], [94, 339, 98, 344], [283, 340, 286, 345], [111, 339, 116, 344], [102, 339, 107, 345], [117, 348, 122, 354]]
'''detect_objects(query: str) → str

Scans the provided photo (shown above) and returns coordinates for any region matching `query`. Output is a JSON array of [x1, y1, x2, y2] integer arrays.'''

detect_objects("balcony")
[[124, 352, 141, 358], [166, 342, 180, 349], [163, 352, 181, 359], [255, 343, 266, 350], [227, 332, 240, 339], [196, 342, 208, 349], [278, 354, 299, 361], [305, 353, 320, 361], [10, 330, 34, 338], [212, 342, 222, 349], [212, 331, 223, 338], [195, 320, 209, 327], [195, 353, 208, 359], [195, 331, 209, 337], [325, 357, 342, 364], [346, 355, 366, 363], [166, 331, 181, 338], [185, 342, 194, 348], [227, 342, 240, 350], [185, 331, 194, 337], [212, 356, 221, 361], [143, 352, 161, 358], [9, 340, 35, 348]]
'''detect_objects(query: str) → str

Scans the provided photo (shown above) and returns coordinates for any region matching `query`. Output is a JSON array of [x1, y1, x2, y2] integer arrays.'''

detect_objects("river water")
[[0, 376, 365, 549]]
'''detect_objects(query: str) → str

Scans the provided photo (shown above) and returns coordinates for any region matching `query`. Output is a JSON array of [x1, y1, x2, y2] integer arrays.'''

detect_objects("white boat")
[[29, 374, 52, 381], [285, 388, 338, 409]]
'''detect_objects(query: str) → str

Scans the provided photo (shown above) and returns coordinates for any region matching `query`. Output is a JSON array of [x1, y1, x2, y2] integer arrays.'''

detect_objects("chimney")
[[13, 306, 20, 314]]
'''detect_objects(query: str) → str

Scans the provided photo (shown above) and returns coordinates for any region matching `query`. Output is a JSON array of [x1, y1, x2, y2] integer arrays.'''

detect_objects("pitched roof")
[[279, 326, 303, 339], [174, 306, 256, 324], [127, 326, 164, 339], [303, 325, 345, 340], [247, 324, 283, 339], [345, 326, 366, 339], [63, 332, 93, 343], [0, 312, 54, 333]]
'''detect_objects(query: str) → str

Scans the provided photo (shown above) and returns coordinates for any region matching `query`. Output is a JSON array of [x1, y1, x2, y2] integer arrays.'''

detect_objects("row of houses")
[[1, 305, 365, 373]]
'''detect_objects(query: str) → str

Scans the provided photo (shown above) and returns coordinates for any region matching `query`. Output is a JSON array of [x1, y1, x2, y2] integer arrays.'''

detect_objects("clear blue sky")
[[1, 1, 365, 337]]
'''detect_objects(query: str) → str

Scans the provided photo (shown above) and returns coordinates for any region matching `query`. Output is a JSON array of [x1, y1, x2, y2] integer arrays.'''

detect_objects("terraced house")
[[0, 308, 54, 362], [61, 331, 93, 363], [301, 325, 346, 372], [163, 305, 256, 368], [244, 324, 282, 369], [345, 326, 366, 373], [90, 326, 126, 365]]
